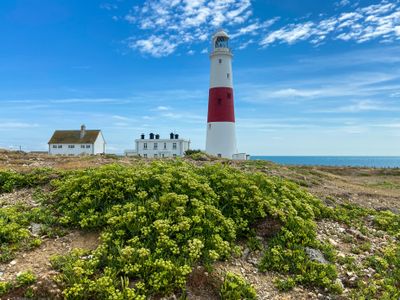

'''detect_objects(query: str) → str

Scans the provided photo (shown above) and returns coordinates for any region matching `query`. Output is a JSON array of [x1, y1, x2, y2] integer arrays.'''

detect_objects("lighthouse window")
[[218, 98, 222, 105], [227, 73, 230, 79], [219, 59, 222, 64], [227, 93, 231, 99]]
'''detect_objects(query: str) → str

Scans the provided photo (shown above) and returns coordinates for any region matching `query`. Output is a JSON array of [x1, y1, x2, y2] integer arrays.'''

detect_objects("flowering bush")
[[220, 272, 257, 299], [0, 168, 56, 193], [0, 206, 46, 262], [44, 161, 339, 298]]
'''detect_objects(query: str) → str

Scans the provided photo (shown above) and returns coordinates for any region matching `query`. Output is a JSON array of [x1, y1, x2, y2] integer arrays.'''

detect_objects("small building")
[[135, 133, 190, 158], [48, 125, 106, 156]]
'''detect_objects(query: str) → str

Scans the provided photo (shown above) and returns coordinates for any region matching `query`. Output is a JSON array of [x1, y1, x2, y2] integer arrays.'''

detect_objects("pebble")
[[328, 238, 338, 247], [9, 260, 17, 266]]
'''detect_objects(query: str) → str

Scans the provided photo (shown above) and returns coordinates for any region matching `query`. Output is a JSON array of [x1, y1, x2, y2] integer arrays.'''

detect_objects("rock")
[[335, 278, 344, 290], [30, 223, 43, 236], [9, 260, 17, 266], [347, 228, 368, 241], [337, 251, 346, 258], [328, 238, 338, 247], [305, 247, 328, 264], [376, 207, 400, 214], [242, 248, 250, 259]]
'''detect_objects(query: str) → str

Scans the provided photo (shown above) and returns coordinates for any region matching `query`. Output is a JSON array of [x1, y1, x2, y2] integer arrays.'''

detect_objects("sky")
[[0, 0, 399, 155]]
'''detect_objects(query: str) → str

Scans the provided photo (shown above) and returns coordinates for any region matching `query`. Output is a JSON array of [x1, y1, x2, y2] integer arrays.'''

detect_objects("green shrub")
[[220, 272, 257, 300], [373, 211, 400, 237], [0, 206, 49, 262], [16, 270, 37, 286], [46, 161, 332, 298], [184, 149, 203, 156], [275, 277, 296, 291], [0, 281, 12, 296], [0, 168, 56, 193], [357, 243, 400, 299]]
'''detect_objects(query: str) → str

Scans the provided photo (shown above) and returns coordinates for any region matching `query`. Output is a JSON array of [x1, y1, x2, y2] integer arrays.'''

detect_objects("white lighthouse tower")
[[205, 30, 238, 159]]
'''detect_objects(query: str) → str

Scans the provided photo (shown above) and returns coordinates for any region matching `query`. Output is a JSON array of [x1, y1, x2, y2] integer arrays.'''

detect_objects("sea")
[[251, 156, 400, 168]]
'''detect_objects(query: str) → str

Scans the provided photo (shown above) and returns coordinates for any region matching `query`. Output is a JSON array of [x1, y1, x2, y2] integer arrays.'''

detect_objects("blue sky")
[[0, 0, 399, 155]]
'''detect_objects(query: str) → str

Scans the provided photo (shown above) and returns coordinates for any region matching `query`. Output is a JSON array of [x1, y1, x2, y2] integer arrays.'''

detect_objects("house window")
[[68, 145, 75, 149], [164, 143, 167, 149], [218, 154, 222, 158], [81, 145, 85, 148], [86, 145, 90, 148], [219, 59, 222, 64], [173, 154, 177, 157], [58, 145, 62, 148], [144, 154, 147, 158], [154, 143, 158, 150], [52, 145, 57, 148], [154, 154, 158, 158], [162, 154, 165, 158], [144, 143, 147, 149], [172, 143, 177, 150]]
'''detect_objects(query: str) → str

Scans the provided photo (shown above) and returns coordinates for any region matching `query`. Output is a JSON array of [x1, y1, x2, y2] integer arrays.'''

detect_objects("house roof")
[[48, 130, 101, 144]]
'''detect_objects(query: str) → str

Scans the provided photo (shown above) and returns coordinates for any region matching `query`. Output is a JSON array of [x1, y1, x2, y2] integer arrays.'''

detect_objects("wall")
[[135, 139, 190, 158], [93, 132, 106, 154], [49, 144, 94, 156]]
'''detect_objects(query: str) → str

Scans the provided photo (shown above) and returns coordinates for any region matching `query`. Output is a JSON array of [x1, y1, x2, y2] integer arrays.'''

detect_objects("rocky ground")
[[0, 150, 399, 299]]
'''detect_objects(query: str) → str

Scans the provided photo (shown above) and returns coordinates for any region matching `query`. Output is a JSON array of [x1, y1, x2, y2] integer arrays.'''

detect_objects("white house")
[[48, 125, 106, 156], [134, 133, 190, 158]]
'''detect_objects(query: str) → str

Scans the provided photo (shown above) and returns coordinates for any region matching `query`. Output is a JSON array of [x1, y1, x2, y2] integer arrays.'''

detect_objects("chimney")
[[170, 132, 174, 139], [80, 124, 86, 139]]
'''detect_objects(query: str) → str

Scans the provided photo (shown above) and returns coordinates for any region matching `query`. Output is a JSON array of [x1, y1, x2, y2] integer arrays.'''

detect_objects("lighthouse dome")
[[212, 30, 230, 50]]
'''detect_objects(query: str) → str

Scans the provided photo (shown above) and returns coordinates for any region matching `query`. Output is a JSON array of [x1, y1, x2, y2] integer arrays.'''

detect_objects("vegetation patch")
[[220, 272, 257, 299], [0, 168, 57, 193], [43, 161, 338, 299]]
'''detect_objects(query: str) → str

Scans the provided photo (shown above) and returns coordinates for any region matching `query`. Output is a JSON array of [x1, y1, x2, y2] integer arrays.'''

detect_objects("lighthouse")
[[205, 30, 238, 159]]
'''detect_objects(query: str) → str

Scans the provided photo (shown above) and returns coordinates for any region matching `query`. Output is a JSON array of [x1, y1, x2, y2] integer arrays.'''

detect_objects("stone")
[[9, 260, 17, 266], [30, 223, 42, 236], [328, 238, 338, 247], [335, 278, 344, 290], [305, 247, 328, 264], [242, 248, 250, 259]]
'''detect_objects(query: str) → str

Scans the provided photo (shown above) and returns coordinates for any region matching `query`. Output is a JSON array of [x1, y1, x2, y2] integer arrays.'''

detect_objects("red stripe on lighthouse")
[[207, 87, 235, 123]]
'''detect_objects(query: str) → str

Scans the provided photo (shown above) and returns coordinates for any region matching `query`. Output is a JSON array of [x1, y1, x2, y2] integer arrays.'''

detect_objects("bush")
[[0, 281, 11, 296], [16, 270, 37, 286], [220, 272, 257, 300], [184, 149, 203, 156], [0, 168, 56, 193], [46, 161, 336, 298]]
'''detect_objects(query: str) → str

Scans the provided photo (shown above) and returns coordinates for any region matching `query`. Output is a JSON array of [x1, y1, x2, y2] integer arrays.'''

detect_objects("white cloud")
[[156, 106, 170, 111], [124, 0, 253, 57], [129, 35, 178, 57], [261, 0, 400, 47], [119, 0, 400, 56], [0, 122, 40, 129]]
